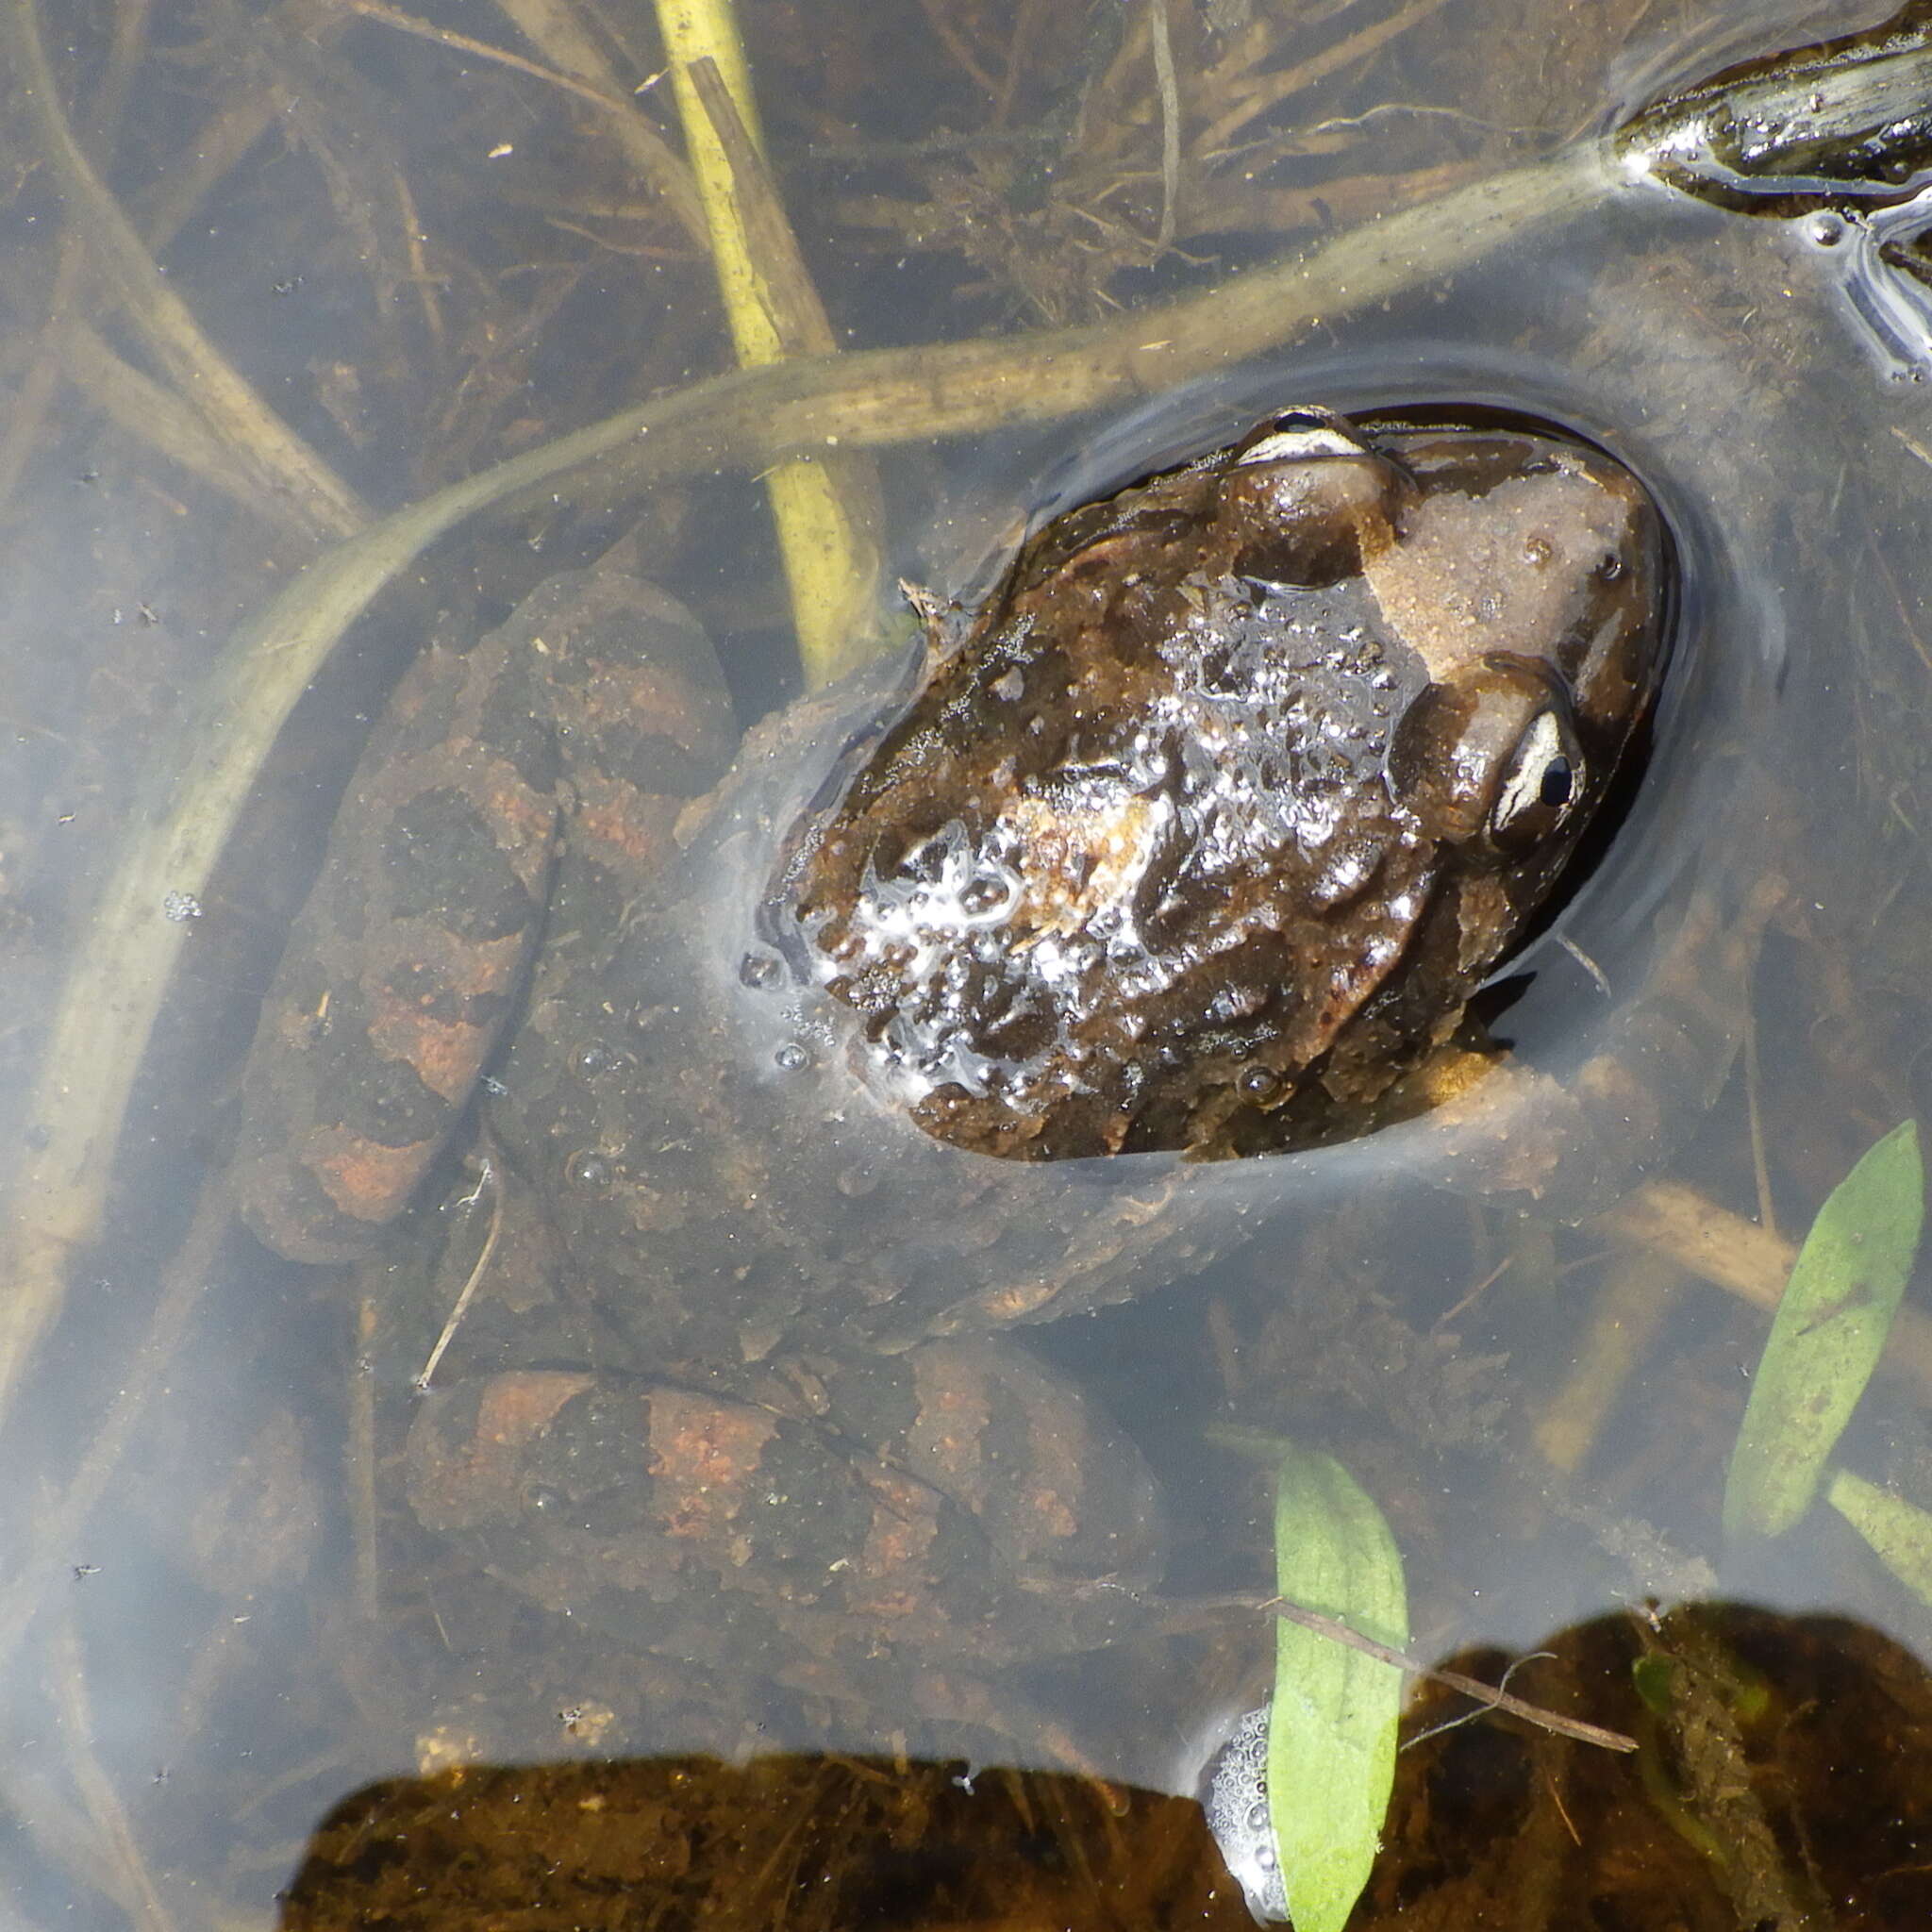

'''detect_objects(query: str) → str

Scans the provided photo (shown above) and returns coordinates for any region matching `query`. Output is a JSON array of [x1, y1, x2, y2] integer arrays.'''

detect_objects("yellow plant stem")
[[654, 0, 875, 685]]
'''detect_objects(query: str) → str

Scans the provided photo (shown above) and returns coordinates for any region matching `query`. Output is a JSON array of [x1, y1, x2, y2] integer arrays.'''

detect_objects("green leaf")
[[1827, 1466, 1932, 1608], [1269, 1446, 1407, 1932], [1630, 1653, 1675, 1717], [1723, 1121, 1924, 1541]]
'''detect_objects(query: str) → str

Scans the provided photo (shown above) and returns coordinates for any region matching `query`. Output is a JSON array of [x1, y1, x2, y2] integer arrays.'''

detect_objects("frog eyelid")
[[1237, 404, 1406, 464], [1225, 412, 1436, 545], [1478, 648, 1572, 701], [1491, 706, 1584, 843], [1235, 423, 1370, 465], [1476, 649, 1587, 737]]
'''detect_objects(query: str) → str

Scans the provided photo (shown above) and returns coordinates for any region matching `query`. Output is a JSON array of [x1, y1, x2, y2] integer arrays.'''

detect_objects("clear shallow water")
[[4, 0, 1932, 1924]]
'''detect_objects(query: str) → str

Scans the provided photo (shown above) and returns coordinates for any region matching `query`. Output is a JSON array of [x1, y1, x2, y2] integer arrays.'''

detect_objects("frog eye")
[[1234, 408, 1367, 466], [1491, 708, 1582, 848]]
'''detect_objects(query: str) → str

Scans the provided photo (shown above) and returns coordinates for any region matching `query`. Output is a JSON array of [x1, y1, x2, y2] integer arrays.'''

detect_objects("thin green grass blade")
[[1723, 1121, 1924, 1541], [1269, 1447, 1407, 1932]]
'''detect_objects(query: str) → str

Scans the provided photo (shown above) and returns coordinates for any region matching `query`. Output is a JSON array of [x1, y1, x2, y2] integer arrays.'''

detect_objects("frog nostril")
[[1237, 1063, 1281, 1100], [958, 874, 1014, 918]]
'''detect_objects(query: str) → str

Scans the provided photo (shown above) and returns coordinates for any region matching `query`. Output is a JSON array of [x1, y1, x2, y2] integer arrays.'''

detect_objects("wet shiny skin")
[[771, 409, 1668, 1160]]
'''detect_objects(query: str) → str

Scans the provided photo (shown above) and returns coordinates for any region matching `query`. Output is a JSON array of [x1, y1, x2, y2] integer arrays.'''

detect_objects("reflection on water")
[[4, 0, 1932, 1924]]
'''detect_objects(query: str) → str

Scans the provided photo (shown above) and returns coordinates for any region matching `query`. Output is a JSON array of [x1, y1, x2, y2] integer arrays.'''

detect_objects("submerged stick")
[[656, 0, 881, 686], [682, 52, 884, 685], [2, 0, 367, 541], [1267, 1599, 1640, 1753]]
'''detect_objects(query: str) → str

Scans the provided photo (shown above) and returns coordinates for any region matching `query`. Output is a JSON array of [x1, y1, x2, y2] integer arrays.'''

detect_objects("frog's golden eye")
[[1491, 708, 1582, 849]]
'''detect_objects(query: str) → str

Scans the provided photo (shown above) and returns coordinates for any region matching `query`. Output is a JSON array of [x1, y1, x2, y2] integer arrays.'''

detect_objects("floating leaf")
[[1724, 1121, 1924, 1541], [1268, 1446, 1407, 1932], [1828, 1467, 1932, 1608]]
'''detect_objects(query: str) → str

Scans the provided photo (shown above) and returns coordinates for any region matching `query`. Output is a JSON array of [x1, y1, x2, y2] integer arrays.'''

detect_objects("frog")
[[229, 405, 1669, 1724]]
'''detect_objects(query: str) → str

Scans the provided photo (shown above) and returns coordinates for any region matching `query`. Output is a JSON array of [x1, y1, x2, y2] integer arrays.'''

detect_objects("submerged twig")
[[1148, 0, 1182, 250], [60, 321, 297, 522], [917, 0, 1001, 99], [658, 6, 881, 686], [0, 1192, 230, 1678], [134, 0, 345, 248], [3, 0, 368, 541], [1601, 1178, 1932, 1397], [52, 1621, 181, 1932], [1533, 1250, 1683, 1477], [346, 0, 646, 120], [415, 1156, 505, 1390], [491, 0, 707, 244], [342, 0, 712, 256], [1266, 1598, 1639, 1754], [1198, 0, 1457, 153], [0, 233, 86, 518]]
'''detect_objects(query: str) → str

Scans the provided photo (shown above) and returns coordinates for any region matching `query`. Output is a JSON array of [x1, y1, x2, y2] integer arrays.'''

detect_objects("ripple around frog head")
[[680, 167, 1927, 1284], [770, 415, 1668, 1166]]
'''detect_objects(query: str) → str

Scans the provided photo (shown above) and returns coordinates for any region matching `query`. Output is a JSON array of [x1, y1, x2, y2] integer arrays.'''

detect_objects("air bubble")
[[564, 1150, 614, 1191], [577, 1042, 633, 1077], [1200, 1704, 1288, 1922], [1805, 210, 1849, 249], [774, 1042, 811, 1073], [739, 952, 783, 990]]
